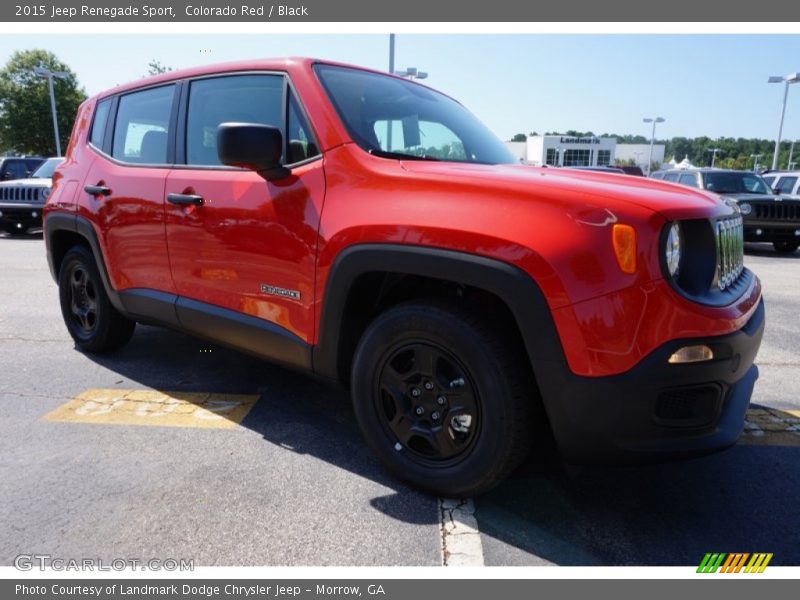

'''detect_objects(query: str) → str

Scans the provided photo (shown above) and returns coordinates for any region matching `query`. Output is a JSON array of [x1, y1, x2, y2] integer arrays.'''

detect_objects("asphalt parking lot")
[[0, 234, 798, 567]]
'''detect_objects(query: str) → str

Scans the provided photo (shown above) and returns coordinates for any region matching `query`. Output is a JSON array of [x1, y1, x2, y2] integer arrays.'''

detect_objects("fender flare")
[[312, 243, 567, 383]]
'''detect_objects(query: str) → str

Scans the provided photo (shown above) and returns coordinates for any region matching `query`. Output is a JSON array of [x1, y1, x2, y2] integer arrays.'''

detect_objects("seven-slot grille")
[[753, 201, 800, 221], [715, 215, 743, 290], [0, 186, 45, 202]]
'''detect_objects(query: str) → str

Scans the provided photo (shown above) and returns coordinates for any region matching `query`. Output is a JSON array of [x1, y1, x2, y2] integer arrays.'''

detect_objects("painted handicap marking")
[[739, 407, 800, 447], [41, 388, 259, 429]]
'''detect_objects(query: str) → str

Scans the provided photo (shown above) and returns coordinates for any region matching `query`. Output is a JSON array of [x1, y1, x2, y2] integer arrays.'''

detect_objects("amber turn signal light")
[[612, 224, 637, 274]]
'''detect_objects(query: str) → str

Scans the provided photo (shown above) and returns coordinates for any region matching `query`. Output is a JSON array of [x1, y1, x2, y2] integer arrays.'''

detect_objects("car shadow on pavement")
[[84, 324, 800, 566]]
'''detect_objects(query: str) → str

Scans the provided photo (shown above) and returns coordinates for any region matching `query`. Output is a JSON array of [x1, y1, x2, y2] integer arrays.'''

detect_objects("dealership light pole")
[[768, 72, 799, 170], [706, 147, 722, 168], [643, 117, 665, 176], [750, 153, 762, 171], [33, 66, 68, 157], [387, 35, 395, 150], [788, 139, 797, 170]]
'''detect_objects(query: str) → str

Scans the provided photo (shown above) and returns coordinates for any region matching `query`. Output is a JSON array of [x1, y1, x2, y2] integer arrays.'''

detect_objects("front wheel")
[[58, 245, 136, 352], [351, 301, 538, 497], [773, 241, 800, 254]]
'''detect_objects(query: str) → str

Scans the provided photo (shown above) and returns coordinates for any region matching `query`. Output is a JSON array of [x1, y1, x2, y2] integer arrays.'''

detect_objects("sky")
[[1, 34, 799, 143]]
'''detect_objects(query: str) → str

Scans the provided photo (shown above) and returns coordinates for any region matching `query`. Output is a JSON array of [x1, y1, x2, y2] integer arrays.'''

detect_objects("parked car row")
[[651, 168, 800, 254]]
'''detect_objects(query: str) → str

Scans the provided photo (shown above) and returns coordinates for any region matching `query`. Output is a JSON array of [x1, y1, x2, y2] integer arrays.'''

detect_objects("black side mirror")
[[217, 122, 290, 181]]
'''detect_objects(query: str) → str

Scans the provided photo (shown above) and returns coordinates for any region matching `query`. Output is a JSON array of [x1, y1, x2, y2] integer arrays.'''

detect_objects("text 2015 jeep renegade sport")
[[44, 59, 764, 496]]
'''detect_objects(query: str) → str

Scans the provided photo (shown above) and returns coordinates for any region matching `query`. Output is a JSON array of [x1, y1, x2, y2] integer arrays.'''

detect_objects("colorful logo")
[[697, 553, 773, 573]]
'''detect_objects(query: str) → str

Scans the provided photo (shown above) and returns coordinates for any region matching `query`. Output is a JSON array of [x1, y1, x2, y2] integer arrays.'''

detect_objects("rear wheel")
[[351, 301, 538, 497], [58, 245, 135, 352], [773, 241, 800, 254]]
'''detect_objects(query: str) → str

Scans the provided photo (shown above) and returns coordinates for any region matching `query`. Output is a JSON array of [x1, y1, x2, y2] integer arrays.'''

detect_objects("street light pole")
[[643, 117, 665, 176], [768, 73, 799, 170], [788, 139, 796, 171], [387, 34, 395, 151], [750, 153, 762, 171], [33, 66, 68, 157], [707, 147, 722, 168]]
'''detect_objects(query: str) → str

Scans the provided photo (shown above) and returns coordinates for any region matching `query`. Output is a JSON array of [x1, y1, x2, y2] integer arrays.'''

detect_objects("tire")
[[58, 245, 136, 352], [351, 301, 538, 497], [773, 241, 800, 254]]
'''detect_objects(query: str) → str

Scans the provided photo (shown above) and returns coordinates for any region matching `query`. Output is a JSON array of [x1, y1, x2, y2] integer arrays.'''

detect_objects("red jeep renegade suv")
[[44, 59, 764, 496]]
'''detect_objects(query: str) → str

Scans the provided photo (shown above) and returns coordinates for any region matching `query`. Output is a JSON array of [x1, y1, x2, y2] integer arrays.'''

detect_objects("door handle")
[[84, 184, 111, 196], [167, 192, 204, 206]]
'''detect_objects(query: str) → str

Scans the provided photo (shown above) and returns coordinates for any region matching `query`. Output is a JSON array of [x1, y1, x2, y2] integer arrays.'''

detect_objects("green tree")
[[509, 133, 527, 142], [147, 59, 173, 76], [0, 49, 86, 156]]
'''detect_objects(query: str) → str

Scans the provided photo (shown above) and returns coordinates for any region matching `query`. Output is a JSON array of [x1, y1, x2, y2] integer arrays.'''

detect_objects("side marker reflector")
[[612, 224, 637, 274]]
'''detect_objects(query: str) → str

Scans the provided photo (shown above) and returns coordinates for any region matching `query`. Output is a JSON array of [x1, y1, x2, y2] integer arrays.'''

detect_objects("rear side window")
[[90, 99, 112, 149], [112, 84, 175, 164], [663, 172, 679, 182], [186, 75, 283, 166], [776, 176, 798, 194], [678, 173, 698, 187]]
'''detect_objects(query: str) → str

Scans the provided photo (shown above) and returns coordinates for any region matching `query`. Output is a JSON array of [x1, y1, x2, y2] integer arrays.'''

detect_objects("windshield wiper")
[[368, 149, 440, 161]]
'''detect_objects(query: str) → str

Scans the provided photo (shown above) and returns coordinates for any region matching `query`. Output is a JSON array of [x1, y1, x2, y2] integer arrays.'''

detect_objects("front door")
[[164, 74, 325, 342]]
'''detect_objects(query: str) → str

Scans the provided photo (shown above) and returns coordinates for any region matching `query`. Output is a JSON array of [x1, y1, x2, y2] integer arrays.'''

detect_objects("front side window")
[[315, 64, 515, 165], [679, 173, 698, 188], [112, 85, 175, 164], [663, 172, 680, 182], [286, 91, 320, 164], [186, 74, 283, 166]]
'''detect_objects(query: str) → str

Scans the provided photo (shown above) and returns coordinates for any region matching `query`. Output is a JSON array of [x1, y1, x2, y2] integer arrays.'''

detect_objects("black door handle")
[[167, 193, 204, 206], [84, 184, 111, 196]]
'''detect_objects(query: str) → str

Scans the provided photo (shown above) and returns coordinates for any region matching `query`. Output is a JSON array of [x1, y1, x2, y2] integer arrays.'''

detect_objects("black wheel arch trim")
[[312, 243, 568, 384]]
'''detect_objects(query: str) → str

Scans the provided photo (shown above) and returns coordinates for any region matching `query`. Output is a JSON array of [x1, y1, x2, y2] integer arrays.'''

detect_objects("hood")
[[0, 178, 52, 188], [399, 161, 732, 220]]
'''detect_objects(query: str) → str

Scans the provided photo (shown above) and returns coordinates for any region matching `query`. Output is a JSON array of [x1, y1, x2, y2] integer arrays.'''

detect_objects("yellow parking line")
[[739, 407, 800, 447], [41, 388, 259, 429]]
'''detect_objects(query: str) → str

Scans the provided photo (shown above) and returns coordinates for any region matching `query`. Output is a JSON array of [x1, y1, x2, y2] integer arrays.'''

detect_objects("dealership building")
[[506, 135, 665, 171]]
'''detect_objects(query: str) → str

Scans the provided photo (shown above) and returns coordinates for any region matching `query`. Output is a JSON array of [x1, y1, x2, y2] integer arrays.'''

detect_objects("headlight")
[[42, 187, 51, 200], [665, 222, 682, 277], [739, 202, 752, 215]]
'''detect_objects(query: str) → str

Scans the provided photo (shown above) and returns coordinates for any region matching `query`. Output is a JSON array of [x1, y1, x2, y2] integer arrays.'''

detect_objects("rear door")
[[164, 73, 325, 343], [82, 83, 178, 295]]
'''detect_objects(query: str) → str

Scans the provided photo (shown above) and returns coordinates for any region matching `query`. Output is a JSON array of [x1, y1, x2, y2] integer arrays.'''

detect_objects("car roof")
[[91, 57, 449, 102]]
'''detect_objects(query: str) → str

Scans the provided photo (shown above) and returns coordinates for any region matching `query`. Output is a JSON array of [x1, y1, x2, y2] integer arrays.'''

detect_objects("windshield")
[[702, 171, 771, 195], [315, 65, 517, 165], [32, 158, 64, 179]]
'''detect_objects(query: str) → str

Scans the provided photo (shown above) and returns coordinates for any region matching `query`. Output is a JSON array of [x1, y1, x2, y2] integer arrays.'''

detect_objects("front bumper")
[[744, 222, 800, 243], [0, 203, 45, 231], [536, 298, 765, 464]]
